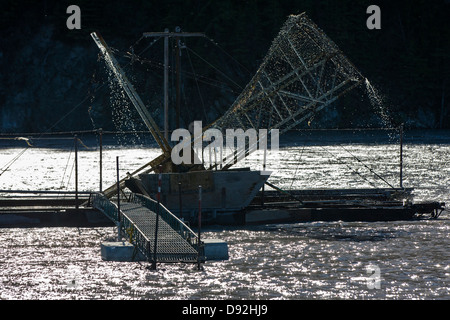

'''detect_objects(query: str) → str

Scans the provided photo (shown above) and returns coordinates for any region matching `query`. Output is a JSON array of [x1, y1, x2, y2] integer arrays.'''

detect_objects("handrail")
[[91, 192, 120, 223], [91, 192, 202, 263], [91, 192, 154, 261], [128, 193, 201, 251]]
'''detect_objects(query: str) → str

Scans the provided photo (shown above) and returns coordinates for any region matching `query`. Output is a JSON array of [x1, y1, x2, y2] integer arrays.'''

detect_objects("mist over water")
[[0, 129, 449, 299]]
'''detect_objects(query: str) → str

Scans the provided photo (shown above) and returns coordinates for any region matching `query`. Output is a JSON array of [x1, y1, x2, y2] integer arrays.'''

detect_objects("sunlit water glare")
[[0, 131, 449, 299]]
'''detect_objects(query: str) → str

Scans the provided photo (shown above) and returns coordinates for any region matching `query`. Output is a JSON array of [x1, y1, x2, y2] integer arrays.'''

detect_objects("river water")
[[0, 130, 449, 300]]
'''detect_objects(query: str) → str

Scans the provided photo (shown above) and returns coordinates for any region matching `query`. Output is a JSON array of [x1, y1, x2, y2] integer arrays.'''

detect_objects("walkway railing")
[[90, 192, 203, 264], [128, 193, 198, 245], [90, 192, 120, 222]]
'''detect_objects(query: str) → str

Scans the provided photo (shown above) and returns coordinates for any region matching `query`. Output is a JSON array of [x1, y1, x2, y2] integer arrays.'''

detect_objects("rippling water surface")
[[0, 130, 449, 299]]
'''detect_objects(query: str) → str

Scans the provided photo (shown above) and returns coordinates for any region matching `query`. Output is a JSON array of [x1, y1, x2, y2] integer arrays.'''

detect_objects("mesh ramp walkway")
[[91, 192, 202, 264]]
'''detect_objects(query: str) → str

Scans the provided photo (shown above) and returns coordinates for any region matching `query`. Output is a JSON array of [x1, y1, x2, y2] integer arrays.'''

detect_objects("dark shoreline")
[[1, 128, 450, 150]]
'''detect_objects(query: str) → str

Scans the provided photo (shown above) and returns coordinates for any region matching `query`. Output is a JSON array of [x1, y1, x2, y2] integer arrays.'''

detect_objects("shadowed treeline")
[[0, 0, 449, 132]]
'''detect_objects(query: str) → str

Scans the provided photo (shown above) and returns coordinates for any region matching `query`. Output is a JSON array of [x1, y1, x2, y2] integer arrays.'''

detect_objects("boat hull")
[[125, 169, 270, 219]]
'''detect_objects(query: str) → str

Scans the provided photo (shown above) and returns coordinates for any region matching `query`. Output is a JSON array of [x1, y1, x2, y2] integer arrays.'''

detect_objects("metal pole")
[[208, 143, 212, 169], [116, 156, 121, 241], [175, 26, 181, 129], [399, 124, 404, 189], [178, 182, 182, 220], [99, 128, 103, 193], [261, 143, 267, 206], [74, 135, 79, 209], [164, 28, 169, 141], [214, 147, 218, 170], [197, 185, 202, 270], [142, 29, 205, 138], [152, 166, 162, 270]]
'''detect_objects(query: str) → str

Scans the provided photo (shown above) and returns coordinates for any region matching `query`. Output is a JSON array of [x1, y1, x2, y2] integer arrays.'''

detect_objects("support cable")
[[0, 148, 28, 177], [185, 43, 208, 121], [185, 46, 243, 90], [318, 145, 379, 189], [59, 142, 74, 191], [338, 144, 396, 189], [288, 145, 306, 190], [204, 35, 252, 76]]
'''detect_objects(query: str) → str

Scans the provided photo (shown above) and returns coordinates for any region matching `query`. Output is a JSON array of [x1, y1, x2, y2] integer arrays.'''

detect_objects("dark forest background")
[[1, 0, 449, 133]]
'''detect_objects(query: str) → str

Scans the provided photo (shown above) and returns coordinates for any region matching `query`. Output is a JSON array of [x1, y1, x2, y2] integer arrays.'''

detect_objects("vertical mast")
[[175, 26, 181, 130], [143, 29, 205, 133], [164, 29, 169, 141]]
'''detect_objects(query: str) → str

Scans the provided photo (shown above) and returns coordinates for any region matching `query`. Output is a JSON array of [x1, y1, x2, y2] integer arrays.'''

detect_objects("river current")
[[0, 130, 448, 299]]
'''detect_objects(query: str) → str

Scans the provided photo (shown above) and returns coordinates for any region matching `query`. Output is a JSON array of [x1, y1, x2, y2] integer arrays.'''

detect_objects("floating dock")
[[243, 188, 445, 224], [129, 186, 445, 225], [0, 188, 445, 228], [0, 191, 112, 228]]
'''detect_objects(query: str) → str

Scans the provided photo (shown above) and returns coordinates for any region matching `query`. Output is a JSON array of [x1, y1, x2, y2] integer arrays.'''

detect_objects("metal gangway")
[[90, 192, 203, 267]]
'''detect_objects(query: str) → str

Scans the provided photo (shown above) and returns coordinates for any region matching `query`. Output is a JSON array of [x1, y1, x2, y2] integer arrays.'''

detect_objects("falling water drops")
[[101, 55, 143, 146]]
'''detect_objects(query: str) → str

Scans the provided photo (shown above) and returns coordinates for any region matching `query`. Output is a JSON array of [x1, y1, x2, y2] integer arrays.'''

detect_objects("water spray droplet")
[[364, 78, 392, 128]]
